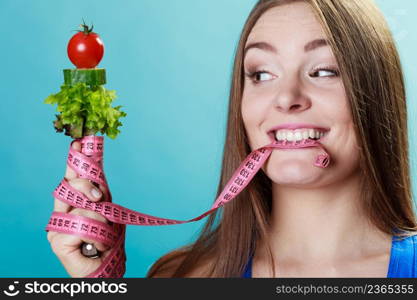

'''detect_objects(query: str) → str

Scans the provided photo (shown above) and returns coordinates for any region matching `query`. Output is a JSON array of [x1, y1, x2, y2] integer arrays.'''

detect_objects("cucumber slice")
[[63, 68, 106, 86]]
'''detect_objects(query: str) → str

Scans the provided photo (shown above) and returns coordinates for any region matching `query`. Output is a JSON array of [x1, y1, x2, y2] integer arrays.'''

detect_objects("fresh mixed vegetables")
[[44, 20, 126, 139]]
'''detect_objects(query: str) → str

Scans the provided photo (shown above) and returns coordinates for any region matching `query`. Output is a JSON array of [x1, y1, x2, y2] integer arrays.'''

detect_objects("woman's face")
[[241, 2, 360, 187]]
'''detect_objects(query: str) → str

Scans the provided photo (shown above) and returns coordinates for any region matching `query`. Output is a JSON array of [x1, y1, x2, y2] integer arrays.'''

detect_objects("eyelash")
[[245, 66, 340, 84]]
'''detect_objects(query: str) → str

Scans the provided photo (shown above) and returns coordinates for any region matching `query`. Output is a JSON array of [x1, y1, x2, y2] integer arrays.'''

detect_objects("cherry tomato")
[[67, 22, 104, 68]]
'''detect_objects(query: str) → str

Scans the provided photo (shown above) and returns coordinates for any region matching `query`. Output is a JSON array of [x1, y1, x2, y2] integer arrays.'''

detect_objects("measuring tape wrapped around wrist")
[[45, 135, 330, 277]]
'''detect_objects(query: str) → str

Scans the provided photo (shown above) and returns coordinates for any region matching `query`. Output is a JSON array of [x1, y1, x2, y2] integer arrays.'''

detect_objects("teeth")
[[274, 128, 326, 142], [308, 129, 315, 139]]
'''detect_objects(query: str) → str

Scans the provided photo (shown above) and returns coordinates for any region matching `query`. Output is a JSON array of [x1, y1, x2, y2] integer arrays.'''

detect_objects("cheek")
[[241, 95, 268, 148], [317, 106, 361, 182], [330, 122, 361, 174], [328, 81, 352, 122], [326, 95, 358, 156]]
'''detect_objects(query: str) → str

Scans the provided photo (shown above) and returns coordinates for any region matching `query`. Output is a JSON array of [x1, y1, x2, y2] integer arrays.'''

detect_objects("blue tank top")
[[242, 234, 417, 278]]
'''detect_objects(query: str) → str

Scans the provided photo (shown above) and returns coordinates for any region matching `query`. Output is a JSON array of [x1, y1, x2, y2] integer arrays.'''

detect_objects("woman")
[[47, 0, 417, 277]]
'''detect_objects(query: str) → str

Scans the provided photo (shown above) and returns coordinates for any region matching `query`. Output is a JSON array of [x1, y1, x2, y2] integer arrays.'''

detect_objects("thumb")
[[64, 248, 113, 278], [53, 233, 111, 278]]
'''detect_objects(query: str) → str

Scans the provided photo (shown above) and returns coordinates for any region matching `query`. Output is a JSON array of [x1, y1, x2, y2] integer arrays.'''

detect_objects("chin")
[[265, 158, 324, 187]]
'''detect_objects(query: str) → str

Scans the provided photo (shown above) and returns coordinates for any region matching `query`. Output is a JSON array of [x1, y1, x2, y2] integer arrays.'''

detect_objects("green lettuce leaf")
[[44, 83, 127, 139]]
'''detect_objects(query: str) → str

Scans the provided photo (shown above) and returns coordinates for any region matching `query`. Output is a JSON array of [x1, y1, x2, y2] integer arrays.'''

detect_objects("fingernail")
[[91, 188, 102, 198]]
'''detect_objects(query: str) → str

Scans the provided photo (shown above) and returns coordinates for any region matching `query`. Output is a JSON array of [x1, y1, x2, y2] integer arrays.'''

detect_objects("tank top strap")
[[387, 233, 417, 278], [242, 255, 253, 278]]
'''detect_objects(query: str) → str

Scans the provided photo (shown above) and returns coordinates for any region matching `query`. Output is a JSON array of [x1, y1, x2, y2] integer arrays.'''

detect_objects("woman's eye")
[[244, 67, 339, 84], [245, 71, 274, 84], [311, 68, 339, 78]]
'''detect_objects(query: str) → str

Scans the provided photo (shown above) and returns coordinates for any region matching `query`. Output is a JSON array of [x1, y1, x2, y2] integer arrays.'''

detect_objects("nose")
[[273, 76, 311, 113]]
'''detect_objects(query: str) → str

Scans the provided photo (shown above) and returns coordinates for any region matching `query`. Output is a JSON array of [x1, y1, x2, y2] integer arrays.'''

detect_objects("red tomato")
[[67, 23, 104, 68]]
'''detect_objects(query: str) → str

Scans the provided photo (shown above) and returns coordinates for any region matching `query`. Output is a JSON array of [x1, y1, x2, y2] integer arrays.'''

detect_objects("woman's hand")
[[46, 141, 111, 277]]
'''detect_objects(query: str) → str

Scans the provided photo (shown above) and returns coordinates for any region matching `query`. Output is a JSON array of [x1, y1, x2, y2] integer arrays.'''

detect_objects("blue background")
[[0, 0, 415, 277]]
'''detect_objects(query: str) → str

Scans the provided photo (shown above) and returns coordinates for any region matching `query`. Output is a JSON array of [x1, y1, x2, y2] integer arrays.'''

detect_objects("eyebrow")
[[244, 38, 329, 56]]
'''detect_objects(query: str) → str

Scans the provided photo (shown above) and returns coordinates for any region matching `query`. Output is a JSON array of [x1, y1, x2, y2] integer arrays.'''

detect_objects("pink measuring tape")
[[46, 135, 330, 277]]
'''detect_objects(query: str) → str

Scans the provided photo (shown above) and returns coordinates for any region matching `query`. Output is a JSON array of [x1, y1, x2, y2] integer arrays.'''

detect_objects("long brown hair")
[[147, 0, 417, 277]]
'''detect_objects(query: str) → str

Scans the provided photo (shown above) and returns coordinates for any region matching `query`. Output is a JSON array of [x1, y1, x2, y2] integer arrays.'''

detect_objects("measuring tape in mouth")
[[45, 135, 330, 278]]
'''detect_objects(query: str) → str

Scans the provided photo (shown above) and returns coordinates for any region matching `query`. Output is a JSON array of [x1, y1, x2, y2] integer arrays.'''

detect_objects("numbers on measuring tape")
[[75, 195, 83, 206], [234, 177, 244, 186], [58, 185, 67, 197], [217, 200, 225, 207], [251, 153, 260, 162], [85, 200, 93, 210], [240, 169, 249, 178], [71, 221, 78, 230], [81, 223, 89, 232], [90, 167, 99, 176], [81, 162, 90, 171], [121, 211, 128, 222], [229, 185, 238, 193], [91, 226, 98, 234], [67, 190, 75, 202], [129, 214, 137, 223], [245, 161, 255, 170], [73, 158, 80, 167], [223, 193, 232, 201]]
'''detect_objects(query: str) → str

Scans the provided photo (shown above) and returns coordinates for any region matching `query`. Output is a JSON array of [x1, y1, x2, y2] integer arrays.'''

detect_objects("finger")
[[55, 172, 103, 214], [68, 178, 103, 203], [64, 140, 81, 181], [65, 250, 113, 278], [47, 231, 57, 243], [89, 180, 109, 202], [70, 207, 107, 224], [53, 196, 71, 213]]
